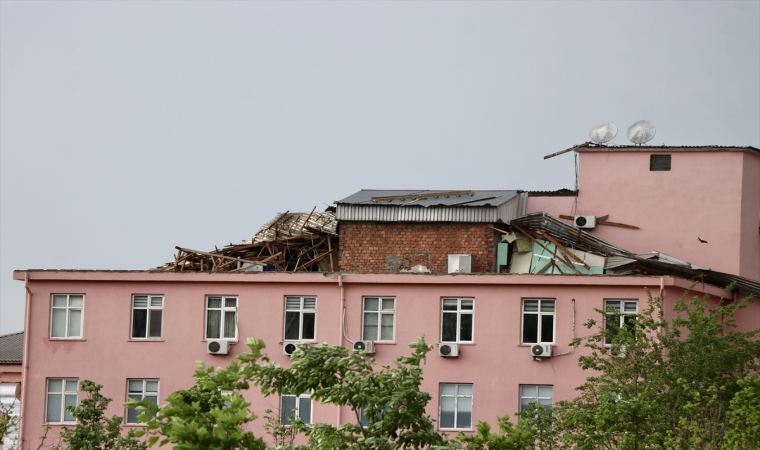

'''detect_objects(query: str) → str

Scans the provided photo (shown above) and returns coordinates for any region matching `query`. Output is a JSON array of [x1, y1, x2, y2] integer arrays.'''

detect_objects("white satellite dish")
[[589, 123, 618, 144], [626, 120, 656, 145]]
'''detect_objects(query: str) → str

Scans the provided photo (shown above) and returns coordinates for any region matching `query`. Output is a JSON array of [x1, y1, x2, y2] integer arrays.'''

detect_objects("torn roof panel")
[[336, 190, 520, 207], [244, 211, 337, 244], [573, 144, 760, 155]]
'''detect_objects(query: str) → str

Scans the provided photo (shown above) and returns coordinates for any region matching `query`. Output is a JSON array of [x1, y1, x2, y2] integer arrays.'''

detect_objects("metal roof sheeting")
[[574, 145, 760, 155], [336, 190, 528, 223]]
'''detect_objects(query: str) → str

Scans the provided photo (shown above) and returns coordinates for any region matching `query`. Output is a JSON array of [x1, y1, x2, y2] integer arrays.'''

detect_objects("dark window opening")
[[650, 155, 671, 171]]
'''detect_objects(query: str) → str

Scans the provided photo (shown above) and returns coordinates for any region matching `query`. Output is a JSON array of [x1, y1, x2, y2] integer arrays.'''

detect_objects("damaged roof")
[[573, 144, 760, 155], [0, 331, 23, 364], [337, 190, 521, 207]]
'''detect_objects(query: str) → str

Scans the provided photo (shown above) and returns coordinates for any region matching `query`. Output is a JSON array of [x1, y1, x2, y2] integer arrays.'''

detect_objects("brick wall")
[[338, 222, 498, 273]]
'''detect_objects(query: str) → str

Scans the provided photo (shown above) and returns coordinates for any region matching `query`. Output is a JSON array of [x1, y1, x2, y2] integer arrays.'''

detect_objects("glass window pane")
[[605, 301, 621, 312], [456, 396, 472, 429], [520, 385, 536, 397], [133, 296, 149, 308], [538, 386, 553, 398], [207, 297, 222, 309], [303, 298, 316, 310], [520, 397, 533, 412], [223, 311, 236, 338], [149, 310, 162, 338], [460, 314, 473, 342], [363, 313, 378, 341], [440, 397, 455, 428], [225, 298, 237, 308], [443, 299, 458, 310], [281, 396, 297, 425], [441, 313, 457, 342], [302, 313, 315, 340], [128, 380, 144, 393], [146, 381, 159, 392], [460, 300, 474, 310], [206, 310, 221, 339], [51, 309, 67, 337], [284, 312, 300, 340], [132, 309, 148, 339], [145, 395, 158, 406], [65, 380, 78, 392], [624, 302, 637, 313], [541, 300, 555, 312], [441, 384, 457, 395], [48, 379, 63, 393], [126, 395, 142, 424], [47, 394, 62, 422], [69, 295, 84, 307], [458, 384, 473, 395], [382, 298, 394, 310], [286, 297, 301, 310], [380, 314, 394, 341], [523, 314, 538, 344], [523, 300, 539, 312], [53, 295, 67, 307], [150, 297, 163, 307], [360, 407, 369, 427], [541, 315, 554, 343], [299, 398, 311, 424], [64, 394, 77, 421], [68, 310, 82, 337], [364, 298, 379, 311]]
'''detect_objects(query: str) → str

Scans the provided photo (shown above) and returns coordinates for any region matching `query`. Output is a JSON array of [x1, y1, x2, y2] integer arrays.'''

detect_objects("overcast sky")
[[1, 1, 758, 334]]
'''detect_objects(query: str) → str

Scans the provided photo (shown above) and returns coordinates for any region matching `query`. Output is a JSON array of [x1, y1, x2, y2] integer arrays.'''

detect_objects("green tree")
[[553, 287, 760, 450], [724, 374, 760, 450], [124, 338, 267, 450], [53, 380, 146, 450], [253, 336, 449, 450]]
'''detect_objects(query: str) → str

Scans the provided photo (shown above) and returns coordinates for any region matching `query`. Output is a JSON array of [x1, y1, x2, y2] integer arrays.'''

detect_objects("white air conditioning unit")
[[531, 344, 552, 358], [283, 342, 299, 356], [207, 340, 230, 355], [574, 215, 596, 229], [448, 255, 472, 274], [353, 341, 375, 354], [439, 343, 459, 357]]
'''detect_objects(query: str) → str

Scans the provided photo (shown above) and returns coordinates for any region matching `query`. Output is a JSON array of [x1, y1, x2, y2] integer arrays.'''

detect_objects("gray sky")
[[2, 1, 759, 334]]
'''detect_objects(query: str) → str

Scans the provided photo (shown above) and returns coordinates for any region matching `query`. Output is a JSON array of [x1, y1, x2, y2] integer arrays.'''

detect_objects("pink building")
[[9, 145, 760, 449]]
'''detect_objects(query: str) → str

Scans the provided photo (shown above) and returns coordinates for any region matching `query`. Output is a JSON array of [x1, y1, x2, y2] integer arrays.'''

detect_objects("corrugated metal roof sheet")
[[0, 331, 23, 364], [336, 190, 519, 207], [574, 145, 760, 155]]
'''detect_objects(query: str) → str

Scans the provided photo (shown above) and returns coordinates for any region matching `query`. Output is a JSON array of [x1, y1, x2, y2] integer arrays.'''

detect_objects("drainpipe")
[[336, 274, 345, 427], [19, 272, 32, 449]]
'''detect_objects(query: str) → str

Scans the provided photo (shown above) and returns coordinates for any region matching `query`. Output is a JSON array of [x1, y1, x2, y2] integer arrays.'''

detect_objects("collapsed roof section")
[[509, 213, 760, 297], [154, 210, 338, 273]]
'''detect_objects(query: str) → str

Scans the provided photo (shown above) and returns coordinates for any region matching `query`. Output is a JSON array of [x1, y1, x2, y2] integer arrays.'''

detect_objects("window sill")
[[48, 338, 86, 341], [128, 339, 164, 342], [440, 342, 475, 346], [44, 422, 76, 426], [122, 423, 148, 428], [371, 341, 396, 345], [518, 344, 556, 347], [440, 428, 474, 432]]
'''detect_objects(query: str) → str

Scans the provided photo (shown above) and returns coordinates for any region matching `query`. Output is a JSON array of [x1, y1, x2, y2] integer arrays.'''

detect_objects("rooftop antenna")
[[626, 120, 656, 145], [588, 123, 618, 145]]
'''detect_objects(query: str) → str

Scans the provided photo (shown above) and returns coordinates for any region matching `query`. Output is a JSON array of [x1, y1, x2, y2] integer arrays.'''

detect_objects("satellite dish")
[[626, 120, 656, 145], [589, 123, 618, 144]]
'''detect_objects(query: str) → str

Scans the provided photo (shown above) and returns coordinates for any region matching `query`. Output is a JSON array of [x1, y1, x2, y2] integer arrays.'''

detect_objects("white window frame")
[[130, 295, 164, 340], [205, 296, 238, 340], [603, 300, 638, 345], [519, 385, 553, 413], [440, 298, 474, 343], [50, 294, 84, 339], [280, 391, 312, 426], [46, 378, 78, 424], [125, 379, 160, 424], [439, 383, 473, 430], [284, 297, 317, 342], [521, 299, 556, 345], [362, 297, 396, 342]]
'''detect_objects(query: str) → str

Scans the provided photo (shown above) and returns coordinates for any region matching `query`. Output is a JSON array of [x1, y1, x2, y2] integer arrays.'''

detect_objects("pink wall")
[[14, 270, 747, 447], [0, 366, 22, 384], [740, 152, 760, 281]]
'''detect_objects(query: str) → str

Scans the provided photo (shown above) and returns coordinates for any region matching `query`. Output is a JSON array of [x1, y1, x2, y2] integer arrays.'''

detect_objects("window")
[[650, 154, 671, 171], [280, 391, 311, 425], [362, 297, 395, 342], [440, 384, 472, 429], [520, 385, 553, 414], [50, 294, 84, 339], [360, 403, 390, 427], [206, 296, 237, 340], [604, 300, 638, 345], [46, 378, 78, 423], [126, 379, 159, 424], [131, 295, 163, 339], [441, 298, 474, 343], [284, 297, 316, 341], [522, 299, 555, 345]]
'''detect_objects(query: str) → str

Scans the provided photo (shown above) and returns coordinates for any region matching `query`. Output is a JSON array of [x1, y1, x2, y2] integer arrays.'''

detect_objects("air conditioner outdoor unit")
[[531, 344, 552, 358], [448, 255, 472, 274], [283, 342, 299, 356], [574, 215, 596, 229], [353, 341, 375, 354], [439, 343, 459, 357], [207, 340, 230, 355]]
